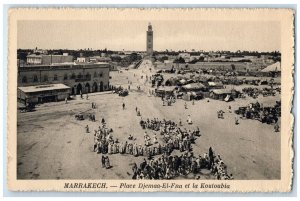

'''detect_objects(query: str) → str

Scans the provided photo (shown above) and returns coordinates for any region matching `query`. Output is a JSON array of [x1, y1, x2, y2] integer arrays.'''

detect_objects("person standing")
[[208, 147, 214, 169], [105, 156, 110, 169], [184, 102, 188, 109], [122, 103, 125, 110], [101, 155, 105, 168], [274, 123, 280, 132], [235, 117, 239, 125], [187, 115, 193, 125]]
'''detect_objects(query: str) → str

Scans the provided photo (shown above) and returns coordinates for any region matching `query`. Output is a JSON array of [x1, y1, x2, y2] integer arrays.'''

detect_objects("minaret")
[[146, 23, 153, 56]]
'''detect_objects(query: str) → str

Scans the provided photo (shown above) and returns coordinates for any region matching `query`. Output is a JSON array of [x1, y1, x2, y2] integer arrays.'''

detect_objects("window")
[[53, 74, 58, 81], [43, 75, 48, 82], [33, 75, 38, 82], [77, 73, 82, 79], [99, 72, 103, 77], [64, 74, 68, 80], [86, 73, 91, 79], [71, 73, 76, 79], [22, 76, 27, 83], [94, 72, 97, 77]]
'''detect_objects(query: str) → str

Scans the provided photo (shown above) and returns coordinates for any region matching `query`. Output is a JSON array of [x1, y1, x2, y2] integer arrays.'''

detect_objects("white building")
[[26, 54, 42, 65], [178, 53, 191, 62], [76, 57, 90, 63]]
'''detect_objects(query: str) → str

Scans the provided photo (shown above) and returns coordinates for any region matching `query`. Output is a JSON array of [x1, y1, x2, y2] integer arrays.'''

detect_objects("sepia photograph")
[[7, 8, 294, 192]]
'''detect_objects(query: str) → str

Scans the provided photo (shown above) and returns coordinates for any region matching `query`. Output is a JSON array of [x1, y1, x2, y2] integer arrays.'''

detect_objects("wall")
[[27, 57, 42, 65], [41, 55, 74, 65]]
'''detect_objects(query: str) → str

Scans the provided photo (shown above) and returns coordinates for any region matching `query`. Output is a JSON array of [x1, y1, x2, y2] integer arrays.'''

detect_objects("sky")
[[17, 20, 281, 52]]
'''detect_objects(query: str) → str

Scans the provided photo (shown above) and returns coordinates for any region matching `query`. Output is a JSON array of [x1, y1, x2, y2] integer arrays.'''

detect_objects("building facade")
[[18, 63, 110, 95], [76, 57, 90, 63], [26, 54, 42, 65], [146, 23, 153, 56]]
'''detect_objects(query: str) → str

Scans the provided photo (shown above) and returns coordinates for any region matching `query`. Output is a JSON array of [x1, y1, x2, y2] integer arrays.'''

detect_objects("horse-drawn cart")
[[75, 109, 95, 121]]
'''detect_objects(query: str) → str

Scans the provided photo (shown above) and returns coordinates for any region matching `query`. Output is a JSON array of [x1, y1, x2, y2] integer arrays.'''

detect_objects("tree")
[[17, 52, 28, 60], [159, 56, 168, 62], [129, 53, 141, 62], [110, 55, 122, 62], [174, 57, 185, 64]]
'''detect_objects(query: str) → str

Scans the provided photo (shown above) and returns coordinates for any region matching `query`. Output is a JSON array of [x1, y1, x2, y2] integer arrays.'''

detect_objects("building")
[[26, 54, 74, 65], [89, 56, 112, 63], [26, 54, 42, 65], [146, 23, 153, 56], [76, 57, 90, 63], [178, 53, 191, 62], [209, 89, 240, 100], [18, 63, 110, 97], [18, 83, 71, 104]]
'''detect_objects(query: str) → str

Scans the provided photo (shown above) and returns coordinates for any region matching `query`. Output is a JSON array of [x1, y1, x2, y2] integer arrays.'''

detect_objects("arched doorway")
[[92, 82, 98, 92], [71, 87, 75, 95], [85, 83, 90, 93], [76, 83, 82, 95], [100, 81, 104, 92]]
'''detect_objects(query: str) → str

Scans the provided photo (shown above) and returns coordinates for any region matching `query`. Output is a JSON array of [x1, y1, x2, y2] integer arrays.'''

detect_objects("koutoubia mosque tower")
[[146, 22, 153, 56]]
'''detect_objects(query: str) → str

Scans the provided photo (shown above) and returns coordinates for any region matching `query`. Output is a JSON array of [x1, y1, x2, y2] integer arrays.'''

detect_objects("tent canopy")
[[212, 89, 237, 95], [208, 82, 223, 87], [156, 86, 176, 92], [261, 62, 281, 72], [182, 83, 206, 90]]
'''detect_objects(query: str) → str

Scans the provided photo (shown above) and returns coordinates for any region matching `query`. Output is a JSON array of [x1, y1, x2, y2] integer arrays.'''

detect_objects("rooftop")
[[182, 83, 206, 90], [211, 89, 237, 94], [18, 83, 70, 93], [20, 62, 110, 71], [27, 54, 73, 58]]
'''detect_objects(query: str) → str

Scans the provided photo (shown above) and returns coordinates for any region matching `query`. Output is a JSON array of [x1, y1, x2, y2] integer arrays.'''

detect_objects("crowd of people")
[[139, 118, 201, 154], [92, 115, 203, 162], [162, 96, 175, 106], [93, 120, 188, 159], [132, 147, 233, 180], [242, 87, 278, 99]]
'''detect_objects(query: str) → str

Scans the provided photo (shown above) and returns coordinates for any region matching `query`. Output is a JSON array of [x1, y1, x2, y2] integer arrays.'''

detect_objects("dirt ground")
[[17, 60, 281, 180]]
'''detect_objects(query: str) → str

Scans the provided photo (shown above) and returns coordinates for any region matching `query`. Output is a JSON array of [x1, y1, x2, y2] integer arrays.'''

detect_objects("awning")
[[18, 83, 71, 93], [182, 83, 206, 90], [261, 62, 281, 72]]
